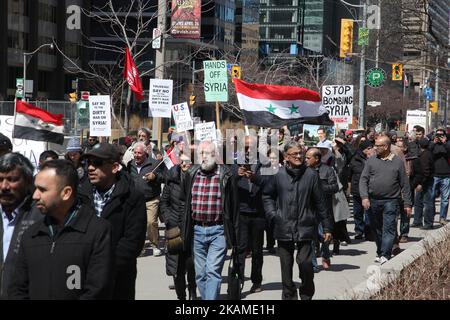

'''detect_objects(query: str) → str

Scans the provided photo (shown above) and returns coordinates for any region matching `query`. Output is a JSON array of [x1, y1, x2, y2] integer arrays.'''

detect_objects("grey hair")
[[0, 152, 34, 183], [138, 127, 151, 138], [133, 142, 147, 152], [283, 141, 302, 154]]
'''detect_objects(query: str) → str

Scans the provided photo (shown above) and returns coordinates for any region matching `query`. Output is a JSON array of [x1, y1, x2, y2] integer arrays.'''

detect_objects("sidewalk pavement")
[[136, 214, 447, 300]]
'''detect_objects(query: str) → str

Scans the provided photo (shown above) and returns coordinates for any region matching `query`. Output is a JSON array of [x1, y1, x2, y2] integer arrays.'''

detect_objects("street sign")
[[15, 78, 23, 98], [367, 101, 381, 107], [358, 27, 369, 46], [81, 91, 90, 101], [152, 28, 161, 49], [423, 87, 432, 101], [366, 68, 386, 87]]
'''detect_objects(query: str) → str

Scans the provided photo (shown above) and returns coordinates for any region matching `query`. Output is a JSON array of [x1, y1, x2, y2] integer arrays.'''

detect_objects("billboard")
[[171, 0, 201, 39]]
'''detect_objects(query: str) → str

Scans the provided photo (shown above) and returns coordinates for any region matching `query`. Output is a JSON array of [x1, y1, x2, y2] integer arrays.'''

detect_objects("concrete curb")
[[337, 223, 450, 300]]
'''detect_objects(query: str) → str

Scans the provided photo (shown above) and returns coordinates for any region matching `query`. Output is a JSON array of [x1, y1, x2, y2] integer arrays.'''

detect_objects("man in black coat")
[[78, 143, 147, 300], [127, 142, 164, 256], [348, 140, 374, 240], [305, 148, 338, 269], [411, 138, 435, 229], [9, 160, 113, 300], [0, 153, 42, 299], [263, 141, 332, 300]]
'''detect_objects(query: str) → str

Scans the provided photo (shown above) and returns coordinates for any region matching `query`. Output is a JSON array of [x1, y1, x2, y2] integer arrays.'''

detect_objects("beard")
[[201, 158, 217, 172]]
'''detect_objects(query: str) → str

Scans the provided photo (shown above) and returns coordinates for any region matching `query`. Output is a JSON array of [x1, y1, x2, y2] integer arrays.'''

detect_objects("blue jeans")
[[353, 194, 369, 236], [367, 199, 400, 259], [432, 177, 450, 220], [192, 225, 227, 300], [414, 184, 434, 227]]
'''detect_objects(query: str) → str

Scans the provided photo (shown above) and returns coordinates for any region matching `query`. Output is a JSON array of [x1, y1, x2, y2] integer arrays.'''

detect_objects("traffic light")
[[231, 65, 241, 79], [68, 92, 77, 103], [392, 63, 403, 81], [189, 95, 196, 107], [430, 101, 438, 113], [339, 19, 354, 58]]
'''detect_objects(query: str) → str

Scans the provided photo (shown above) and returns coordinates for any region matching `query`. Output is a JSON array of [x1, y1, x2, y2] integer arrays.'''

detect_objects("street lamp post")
[[23, 42, 54, 101]]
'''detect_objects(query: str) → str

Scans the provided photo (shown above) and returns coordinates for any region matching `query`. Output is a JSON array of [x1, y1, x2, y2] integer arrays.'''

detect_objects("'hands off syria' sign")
[[322, 85, 353, 125]]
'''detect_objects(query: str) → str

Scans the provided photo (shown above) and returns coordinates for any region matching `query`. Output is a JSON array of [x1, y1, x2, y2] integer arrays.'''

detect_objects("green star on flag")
[[289, 104, 299, 114], [267, 104, 276, 114]]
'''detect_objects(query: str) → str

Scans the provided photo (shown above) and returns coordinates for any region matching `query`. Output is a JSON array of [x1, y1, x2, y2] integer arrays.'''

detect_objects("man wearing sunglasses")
[[78, 143, 146, 300], [262, 141, 331, 300]]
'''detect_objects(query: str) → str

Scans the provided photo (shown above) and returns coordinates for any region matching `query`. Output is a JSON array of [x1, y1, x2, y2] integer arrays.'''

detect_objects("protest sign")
[[0, 116, 46, 172], [406, 110, 428, 132], [172, 102, 193, 133], [195, 121, 217, 141], [322, 85, 353, 125], [89, 95, 111, 137], [203, 60, 228, 102], [149, 79, 173, 118], [302, 124, 335, 148]]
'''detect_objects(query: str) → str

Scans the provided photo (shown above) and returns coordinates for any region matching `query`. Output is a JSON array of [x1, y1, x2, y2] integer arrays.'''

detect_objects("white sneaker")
[[340, 241, 348, 246], [152, 247, 162, 256], [379, 256, 388, 265], [374, 256, 381, 263]]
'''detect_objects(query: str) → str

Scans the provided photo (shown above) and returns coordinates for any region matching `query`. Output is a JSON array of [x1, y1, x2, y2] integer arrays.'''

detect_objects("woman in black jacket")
[[160, 157, 196, 300]]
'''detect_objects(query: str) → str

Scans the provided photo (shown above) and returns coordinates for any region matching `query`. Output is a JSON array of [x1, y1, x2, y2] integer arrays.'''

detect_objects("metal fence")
[[0, 100, 77, 135]]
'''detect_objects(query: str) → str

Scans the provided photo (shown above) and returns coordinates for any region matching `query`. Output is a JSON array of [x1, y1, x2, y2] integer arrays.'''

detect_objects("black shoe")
[[354, 234, 364, 240], [411, 223, 423, 228], [332, 240, 340, 255], [188, 289, 197, 300], [169, 284, 175, 290], [250, 283, 262, 293], [421, 225, 434, 230]]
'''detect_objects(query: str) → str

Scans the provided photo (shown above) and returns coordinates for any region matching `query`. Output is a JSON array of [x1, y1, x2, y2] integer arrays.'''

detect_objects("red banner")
[[124, 47, 144, 101], [171, 0, 201, 39]]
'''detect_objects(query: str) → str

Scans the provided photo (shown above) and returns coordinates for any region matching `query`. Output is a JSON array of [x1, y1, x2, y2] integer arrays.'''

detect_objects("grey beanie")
[[66, 137, 82, 152]]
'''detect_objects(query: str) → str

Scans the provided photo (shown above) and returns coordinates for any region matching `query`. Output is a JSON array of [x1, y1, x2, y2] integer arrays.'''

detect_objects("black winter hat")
[[359, 140, 374, 151]]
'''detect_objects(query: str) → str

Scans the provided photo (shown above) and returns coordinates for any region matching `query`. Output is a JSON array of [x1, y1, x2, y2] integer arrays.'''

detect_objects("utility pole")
[[445, 89, 449, 127], [358, 1, 367, 128], [153, 0, 166, 150], [434, 45, 439, 129]]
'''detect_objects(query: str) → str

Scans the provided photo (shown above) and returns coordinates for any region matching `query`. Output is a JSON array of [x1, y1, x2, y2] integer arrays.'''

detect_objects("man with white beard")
[[180, 140, 239, 300]]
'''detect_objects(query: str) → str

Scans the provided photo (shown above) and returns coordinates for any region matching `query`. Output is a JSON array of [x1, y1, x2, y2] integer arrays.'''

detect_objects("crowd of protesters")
[[0, 123, 449, 300]]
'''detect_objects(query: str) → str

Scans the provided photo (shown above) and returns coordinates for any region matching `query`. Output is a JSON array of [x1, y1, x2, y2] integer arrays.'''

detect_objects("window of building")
[[7, 30, 28, 50], [8, 0, 28, 16], [269, 27, 295, 39], [65, 42, 80, 59], [38, 2, 57, 23], [38, 70, 49, 92]]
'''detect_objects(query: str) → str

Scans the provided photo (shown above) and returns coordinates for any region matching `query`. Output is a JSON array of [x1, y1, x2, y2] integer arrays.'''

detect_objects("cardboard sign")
[[172, 102, 193, 133], [203, 60, 228, 102], [322, 85, 353, 125], [89, 95, 111, 137], [149, 79, 173, 118], [195, 121, 217, 141]]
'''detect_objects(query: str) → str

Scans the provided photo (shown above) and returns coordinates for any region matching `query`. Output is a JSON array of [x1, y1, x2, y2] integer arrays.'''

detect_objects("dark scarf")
[[285, 164, 307, 180]]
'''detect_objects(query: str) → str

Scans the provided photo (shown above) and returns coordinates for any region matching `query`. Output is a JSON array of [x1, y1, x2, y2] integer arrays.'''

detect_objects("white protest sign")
[[322, 85, 353, 125], [0, 116, 46, 172], [149, 79, 173, 118], [406, 110, 429, 132], [89, 95, 111, 137], [172, 102, 193, 133], [195, 121, 217, 141]]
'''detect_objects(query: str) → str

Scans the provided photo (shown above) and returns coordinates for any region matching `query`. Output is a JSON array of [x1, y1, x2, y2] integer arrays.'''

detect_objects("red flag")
[[124, 47, 144, 101]]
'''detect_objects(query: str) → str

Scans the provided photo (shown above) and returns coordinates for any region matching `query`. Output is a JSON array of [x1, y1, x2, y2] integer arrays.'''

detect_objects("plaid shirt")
[[93, 184, 115, 217], [191, 168, 223, 222]]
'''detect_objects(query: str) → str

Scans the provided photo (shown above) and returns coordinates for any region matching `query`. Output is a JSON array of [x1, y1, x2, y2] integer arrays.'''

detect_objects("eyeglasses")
[[87, 158, 111, 167], [181, 160, 192, 165], [287, 152, 303, 157]]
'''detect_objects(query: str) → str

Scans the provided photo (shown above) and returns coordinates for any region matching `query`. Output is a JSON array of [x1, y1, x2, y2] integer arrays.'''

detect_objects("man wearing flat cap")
[[78, 143, 147, 300]]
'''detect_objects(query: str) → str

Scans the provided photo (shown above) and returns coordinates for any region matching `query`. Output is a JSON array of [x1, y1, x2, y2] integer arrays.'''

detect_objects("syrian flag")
[[124, 47, 144, 101], [14, 99, 64, 144], [233, 79, 333, 127]]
